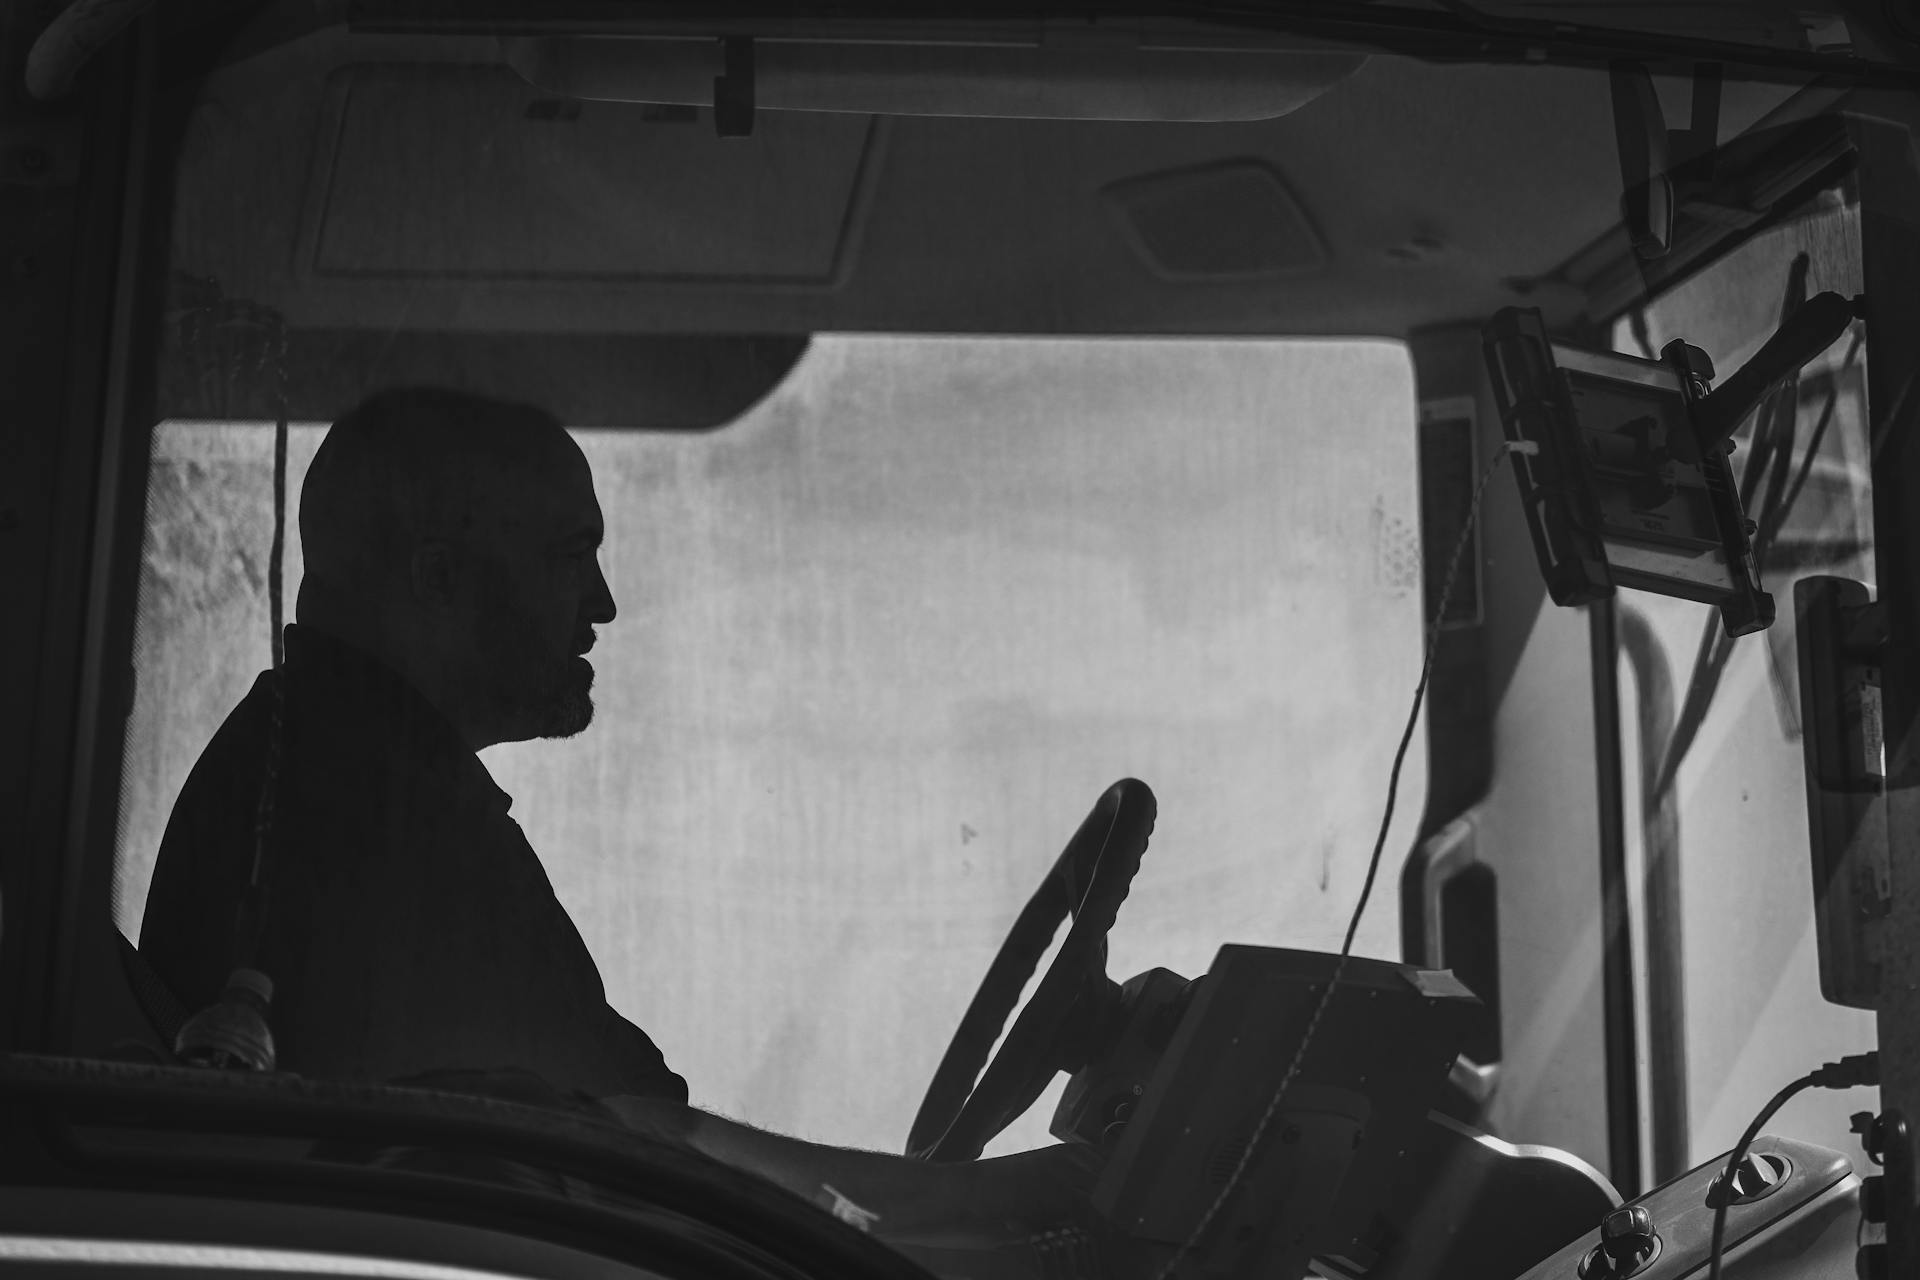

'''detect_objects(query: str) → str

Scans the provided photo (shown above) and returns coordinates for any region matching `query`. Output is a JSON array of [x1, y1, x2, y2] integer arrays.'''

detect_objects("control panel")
[[1513, 1137, 1859, 1279]]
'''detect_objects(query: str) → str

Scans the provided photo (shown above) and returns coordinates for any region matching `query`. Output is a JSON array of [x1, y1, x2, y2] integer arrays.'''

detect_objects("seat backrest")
[[63, 915, 185, 1063], [118, 930, 188, 1050]]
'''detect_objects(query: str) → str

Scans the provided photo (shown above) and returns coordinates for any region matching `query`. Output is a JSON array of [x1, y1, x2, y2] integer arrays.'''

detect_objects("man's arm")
[[599, 1096, 1101, 1249]]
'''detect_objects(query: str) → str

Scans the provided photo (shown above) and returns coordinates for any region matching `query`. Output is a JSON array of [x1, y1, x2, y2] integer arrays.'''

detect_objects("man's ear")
[[408, 538, 458, 612]]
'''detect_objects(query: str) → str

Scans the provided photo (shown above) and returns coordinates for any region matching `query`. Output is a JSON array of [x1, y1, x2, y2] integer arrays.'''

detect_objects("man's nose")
[[586, 556, 617, 625]]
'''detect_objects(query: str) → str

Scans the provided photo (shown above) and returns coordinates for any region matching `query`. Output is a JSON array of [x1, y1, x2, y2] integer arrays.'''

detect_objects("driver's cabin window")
[[114, 335, 1427, 1153]]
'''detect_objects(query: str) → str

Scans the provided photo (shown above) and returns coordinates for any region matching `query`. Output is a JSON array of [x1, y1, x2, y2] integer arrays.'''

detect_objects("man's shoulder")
[[151, 662, 465, 890], [157, 671, 278, 844], [140, 669, 279, 1002]]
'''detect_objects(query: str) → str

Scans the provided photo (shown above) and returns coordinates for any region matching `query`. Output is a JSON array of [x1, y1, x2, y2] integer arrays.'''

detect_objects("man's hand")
[[599, 1097, 1183, 1278], [600, 1097, 1098, 1233], [600, 1095, 1092, 1238], [885, 1142, 1103, 1247], [888, 1144, 1185, 1280]]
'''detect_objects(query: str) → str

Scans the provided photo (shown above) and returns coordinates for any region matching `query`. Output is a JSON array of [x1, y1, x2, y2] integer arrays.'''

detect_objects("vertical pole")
[[0, 10, 157, 1052], [1592, 597, 1645, 1198], [1616, 604, 1690, 1186]]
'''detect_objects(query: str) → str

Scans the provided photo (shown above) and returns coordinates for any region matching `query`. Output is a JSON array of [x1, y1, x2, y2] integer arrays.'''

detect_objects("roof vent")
[[1103, 161, 1327, 280]]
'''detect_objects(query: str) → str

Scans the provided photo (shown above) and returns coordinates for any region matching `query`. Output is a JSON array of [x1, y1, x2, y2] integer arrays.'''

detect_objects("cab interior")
[[3, 4, 1918, 1279]]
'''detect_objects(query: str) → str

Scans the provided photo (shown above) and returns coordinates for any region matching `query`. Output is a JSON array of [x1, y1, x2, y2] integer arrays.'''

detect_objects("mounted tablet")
[[1481, 307, 1774, 636]]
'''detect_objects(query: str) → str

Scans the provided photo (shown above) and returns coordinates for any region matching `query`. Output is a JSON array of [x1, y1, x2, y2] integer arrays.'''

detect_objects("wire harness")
[[1705, 1051, 1878, 1280]]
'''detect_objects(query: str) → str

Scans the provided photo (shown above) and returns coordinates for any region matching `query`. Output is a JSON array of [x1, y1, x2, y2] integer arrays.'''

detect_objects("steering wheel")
[[906, 778, 1156, 1162]]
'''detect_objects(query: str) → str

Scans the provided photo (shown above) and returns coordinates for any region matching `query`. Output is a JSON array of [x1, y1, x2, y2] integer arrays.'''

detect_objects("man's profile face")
[[457, 434, 617, 743]]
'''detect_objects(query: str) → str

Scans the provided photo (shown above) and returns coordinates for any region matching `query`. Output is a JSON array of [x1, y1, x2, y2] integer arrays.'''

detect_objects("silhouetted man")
[[143, 387, 664, 1097], [141, 387, 1102, 1259]]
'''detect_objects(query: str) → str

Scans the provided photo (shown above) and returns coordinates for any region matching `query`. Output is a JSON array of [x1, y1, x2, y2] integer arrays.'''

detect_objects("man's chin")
[[542, 697, 593, 739], [540, 659, 596, 739]]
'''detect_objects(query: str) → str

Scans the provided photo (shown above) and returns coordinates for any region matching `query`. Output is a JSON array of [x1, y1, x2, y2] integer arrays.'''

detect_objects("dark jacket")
[[141, 623, 687, 1102]]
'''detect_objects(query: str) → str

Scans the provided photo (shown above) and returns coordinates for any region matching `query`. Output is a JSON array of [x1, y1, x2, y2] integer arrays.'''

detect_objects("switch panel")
[[1513, 1137, 1859, 1280]]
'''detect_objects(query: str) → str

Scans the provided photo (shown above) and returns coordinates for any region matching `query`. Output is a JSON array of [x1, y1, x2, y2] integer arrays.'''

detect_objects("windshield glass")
[[17, 5, 1917, 1276], [115, 335, 1423, 1155]]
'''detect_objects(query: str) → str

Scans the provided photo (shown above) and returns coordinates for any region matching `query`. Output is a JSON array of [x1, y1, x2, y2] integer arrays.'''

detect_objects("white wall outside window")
[[116, 335, 1426, 1156]]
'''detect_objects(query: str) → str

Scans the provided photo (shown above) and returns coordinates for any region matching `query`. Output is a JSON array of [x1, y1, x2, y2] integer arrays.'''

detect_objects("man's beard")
[[543, 655, 596, 738], [480, 615, 596, 740]]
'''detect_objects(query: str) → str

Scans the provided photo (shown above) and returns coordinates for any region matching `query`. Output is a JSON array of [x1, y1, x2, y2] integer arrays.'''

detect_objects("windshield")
[[9, 5, 1919, 1279], [115, 335, 1424, 1155]]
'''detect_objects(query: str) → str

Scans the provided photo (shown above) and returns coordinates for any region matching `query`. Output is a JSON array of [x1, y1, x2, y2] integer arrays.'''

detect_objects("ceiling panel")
[[164, 24, 1807, 339], [311, 64, 877, 282]]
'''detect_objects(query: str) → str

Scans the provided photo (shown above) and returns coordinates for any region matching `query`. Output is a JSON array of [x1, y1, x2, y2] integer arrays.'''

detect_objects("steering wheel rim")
[[906, 778, 1156, 1161]]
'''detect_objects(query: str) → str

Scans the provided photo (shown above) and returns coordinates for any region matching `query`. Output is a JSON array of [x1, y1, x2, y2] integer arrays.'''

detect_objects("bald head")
[[297, 387, 617, 750], [301, 388, 567, 596]]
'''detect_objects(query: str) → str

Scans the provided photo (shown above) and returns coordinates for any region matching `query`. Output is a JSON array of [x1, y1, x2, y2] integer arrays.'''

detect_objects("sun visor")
[[503, 32, 1366, 123], [305, 66, 875, 285]]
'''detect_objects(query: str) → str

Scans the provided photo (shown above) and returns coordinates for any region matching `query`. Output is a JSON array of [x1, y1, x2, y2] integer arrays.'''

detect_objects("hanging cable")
[[1152, 438, 1536, 1280], [172, 304, 289, 1072], [1705, 1052, 1877, 1280], [235, 319, 290, 976], [268, 325, 288, 671]]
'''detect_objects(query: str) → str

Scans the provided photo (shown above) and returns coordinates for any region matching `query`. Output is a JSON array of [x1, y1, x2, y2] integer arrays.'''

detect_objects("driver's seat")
[[66, 915, 187, 1064]]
